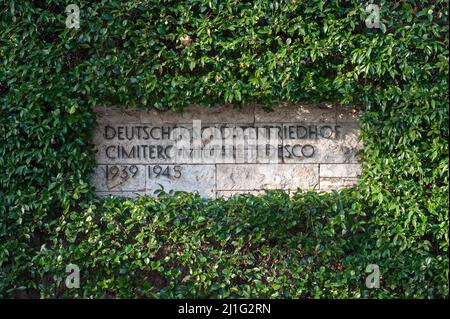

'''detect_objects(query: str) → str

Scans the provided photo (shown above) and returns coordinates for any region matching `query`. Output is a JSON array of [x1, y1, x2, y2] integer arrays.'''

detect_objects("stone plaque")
[[92, 104, 362, 198]]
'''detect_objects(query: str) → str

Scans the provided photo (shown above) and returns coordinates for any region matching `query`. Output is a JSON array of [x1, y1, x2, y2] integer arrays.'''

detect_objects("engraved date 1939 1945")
[[105, 165, 183, 182]]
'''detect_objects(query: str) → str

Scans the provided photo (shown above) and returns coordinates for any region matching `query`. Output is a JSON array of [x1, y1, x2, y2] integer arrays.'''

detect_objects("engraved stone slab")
[[92, 104, 362, 198]]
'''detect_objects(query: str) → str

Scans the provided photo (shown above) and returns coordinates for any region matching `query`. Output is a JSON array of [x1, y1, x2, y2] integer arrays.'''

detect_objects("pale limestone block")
[[216, 190, 265, 198], [92, 164, 146, 192], [92, 104, 362, 197], [320, 177, 358, 190], [216, 164, 319, 191], [320, 164, 361, 178], [282, 124, 362, 164], [255, 103, 336, 123], [146, 164, 215, 198]]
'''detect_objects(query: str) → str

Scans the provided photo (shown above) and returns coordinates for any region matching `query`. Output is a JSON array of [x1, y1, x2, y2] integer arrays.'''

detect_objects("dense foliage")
[[0, 0, 448, 298]]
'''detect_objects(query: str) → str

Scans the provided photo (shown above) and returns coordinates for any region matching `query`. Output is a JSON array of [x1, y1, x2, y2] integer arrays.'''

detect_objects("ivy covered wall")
[[0, 0, 448, 298]]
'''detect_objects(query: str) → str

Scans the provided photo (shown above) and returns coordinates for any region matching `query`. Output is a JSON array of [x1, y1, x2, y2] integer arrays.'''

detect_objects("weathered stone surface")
[[319, 177, 358, 190], [146, 164, 215, 198], [140, 104, 255, 124], [216, 190, 264, 198], [320, 164, 361, 178], [92, 164, 146, 191], [92, 104, 362, 198], [216, 164, 319, 190], [282, 124, 361, 164], [94, 106, 140, 124], [96, 191, 145, 199], [255, 103, 335, 123]]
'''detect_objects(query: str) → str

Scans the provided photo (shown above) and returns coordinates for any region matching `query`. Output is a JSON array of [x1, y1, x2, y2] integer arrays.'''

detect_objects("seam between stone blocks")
[[318, 164, 321, 190], [214, 163, 217, 199]]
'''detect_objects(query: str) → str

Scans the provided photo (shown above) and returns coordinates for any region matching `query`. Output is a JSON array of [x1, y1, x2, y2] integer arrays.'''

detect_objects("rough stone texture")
[[282, 124, 361, 164], [216, 164, 319, 190], [319, 177, 359, 190], [146, 164, 215, 198], [216, 190, 264, 198], [140, 104, 255, 124], [96, 191, 145, 199], [94, 106, 141, 124], [92, 104, 362, 198], [255, 103, 335, 123], [320, 164, 361, 178]]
